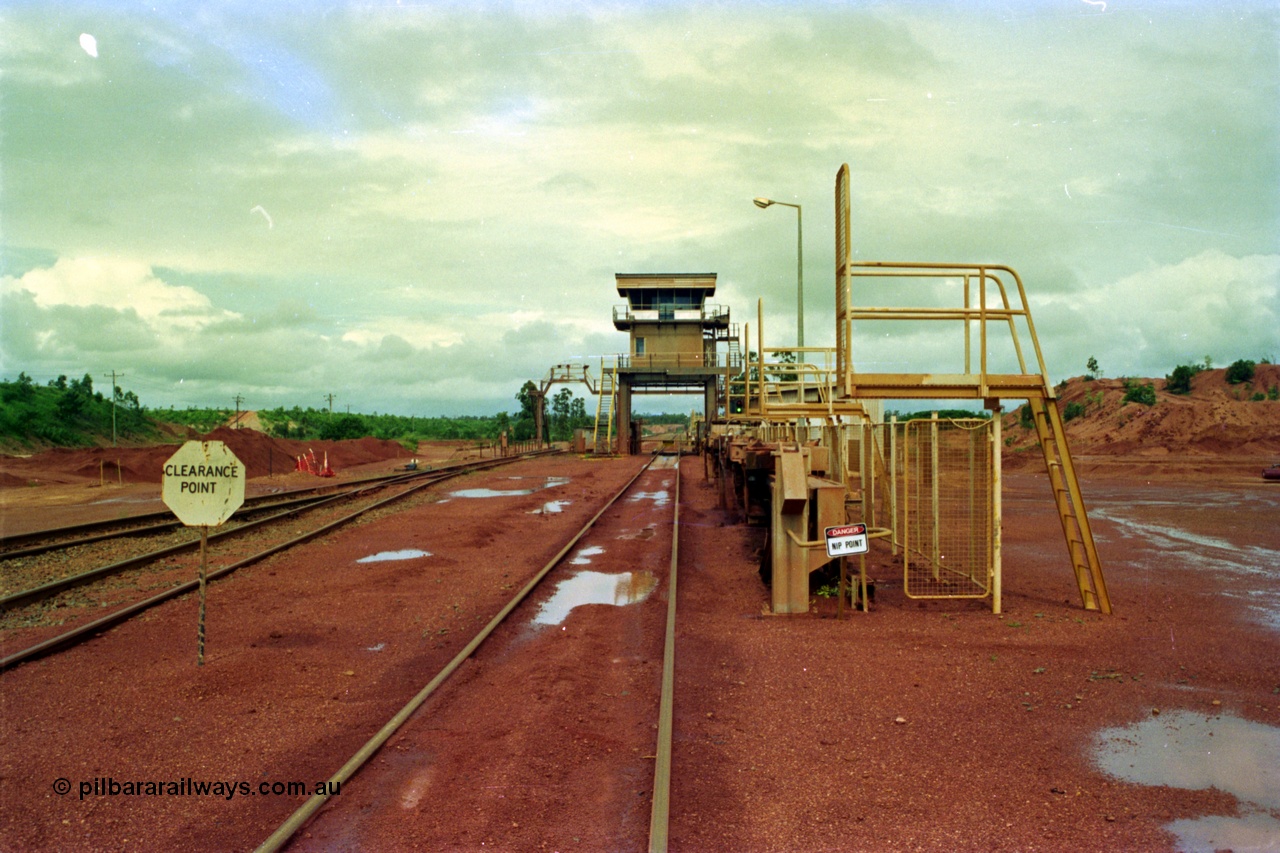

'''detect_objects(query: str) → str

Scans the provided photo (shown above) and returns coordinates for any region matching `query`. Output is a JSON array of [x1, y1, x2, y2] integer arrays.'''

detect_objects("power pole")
[[234, 394, 245, 429], [103, 370, 124, 446], [324, 393, 336, 415]]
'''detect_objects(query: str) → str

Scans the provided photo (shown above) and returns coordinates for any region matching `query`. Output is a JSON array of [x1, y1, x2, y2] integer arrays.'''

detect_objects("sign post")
[[826, 523, 869, 619], [824, 523, 869, 558], [161, 441, 246, 665]]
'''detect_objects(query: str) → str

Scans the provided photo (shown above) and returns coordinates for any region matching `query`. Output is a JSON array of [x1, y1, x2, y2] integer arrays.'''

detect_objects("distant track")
[[0, 467, 459, 558], [0, 451, 558, 672], [1, 470, 440, 609]]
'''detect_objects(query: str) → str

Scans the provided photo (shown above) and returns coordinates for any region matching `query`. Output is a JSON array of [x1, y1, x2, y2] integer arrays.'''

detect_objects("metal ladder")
[[593, 362, 616, 455], [1027, 396, 1111, 613]]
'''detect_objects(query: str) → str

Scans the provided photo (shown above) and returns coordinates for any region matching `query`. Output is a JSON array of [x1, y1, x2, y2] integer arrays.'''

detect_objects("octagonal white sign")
[[162, 441, 246, 527]]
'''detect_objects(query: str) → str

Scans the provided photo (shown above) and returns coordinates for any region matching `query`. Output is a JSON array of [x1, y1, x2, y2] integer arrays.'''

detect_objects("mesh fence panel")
[[896, 418, 994, 599]]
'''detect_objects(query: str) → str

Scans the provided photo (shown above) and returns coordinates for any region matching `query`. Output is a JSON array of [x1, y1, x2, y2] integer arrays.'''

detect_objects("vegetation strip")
[[255, 454, 657, 853]]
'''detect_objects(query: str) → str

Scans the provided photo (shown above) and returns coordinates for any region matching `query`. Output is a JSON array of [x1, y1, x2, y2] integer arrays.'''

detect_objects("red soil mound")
[[0, 428, 412, 488], [1002, 365, 1280, 470]]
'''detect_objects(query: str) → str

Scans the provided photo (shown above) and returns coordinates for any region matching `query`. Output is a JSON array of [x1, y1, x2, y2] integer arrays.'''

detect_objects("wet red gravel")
[[1, 453, 1277, 852]]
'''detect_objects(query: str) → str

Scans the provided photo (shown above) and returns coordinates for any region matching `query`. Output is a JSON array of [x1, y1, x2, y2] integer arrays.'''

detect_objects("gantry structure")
[[705, 164, 1108, 617], [528, 163, 1108, 620]]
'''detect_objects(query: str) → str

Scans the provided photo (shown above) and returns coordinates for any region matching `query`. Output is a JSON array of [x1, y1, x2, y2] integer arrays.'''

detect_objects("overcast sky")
[[2, 0, 1276, 417]]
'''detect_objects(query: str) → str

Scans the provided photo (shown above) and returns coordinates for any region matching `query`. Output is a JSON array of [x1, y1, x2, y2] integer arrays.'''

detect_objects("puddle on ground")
[[357, 549, 431, 563], [629, 490, 670, 506], [533, 570, 658, 626], [530, 500, 571, 514], [450, 477, 569, 500], [569, 545, 604, 565], [450, 487, 534, 498], [1090, 508, 1280, 634], [1094, 710, 1280, 852]]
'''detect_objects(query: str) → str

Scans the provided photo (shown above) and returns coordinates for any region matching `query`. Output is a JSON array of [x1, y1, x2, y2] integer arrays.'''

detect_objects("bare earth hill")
[[0, 426, 412, 488], [1002, 364, 1280, 475]]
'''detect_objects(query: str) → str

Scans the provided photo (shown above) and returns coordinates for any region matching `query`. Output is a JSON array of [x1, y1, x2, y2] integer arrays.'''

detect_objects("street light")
[[753, 196, 803, 348]]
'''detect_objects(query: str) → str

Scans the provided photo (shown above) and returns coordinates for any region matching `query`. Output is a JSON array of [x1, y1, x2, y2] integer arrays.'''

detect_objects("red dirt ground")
[[1, 399, 1278, 851]]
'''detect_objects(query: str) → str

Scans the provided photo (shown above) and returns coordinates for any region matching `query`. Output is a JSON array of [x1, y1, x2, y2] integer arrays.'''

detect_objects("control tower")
[[611, 273, 739, 454]]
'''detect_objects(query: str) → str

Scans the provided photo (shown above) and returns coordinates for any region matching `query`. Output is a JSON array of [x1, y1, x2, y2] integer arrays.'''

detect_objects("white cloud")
[[3, 257, 241, 332], [1035, 250, 1280, 377]]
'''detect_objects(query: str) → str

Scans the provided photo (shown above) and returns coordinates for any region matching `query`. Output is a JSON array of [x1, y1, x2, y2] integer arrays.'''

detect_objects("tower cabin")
[[611, 273, 736, 453]]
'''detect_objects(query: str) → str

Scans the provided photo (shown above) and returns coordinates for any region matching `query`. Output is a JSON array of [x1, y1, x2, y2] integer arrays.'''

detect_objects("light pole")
[[753, 196, 803, 349]]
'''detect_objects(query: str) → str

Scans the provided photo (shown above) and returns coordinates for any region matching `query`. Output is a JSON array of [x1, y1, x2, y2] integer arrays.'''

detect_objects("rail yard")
[[1, 441, 1277, 851], [2, 166, 1278, 851]]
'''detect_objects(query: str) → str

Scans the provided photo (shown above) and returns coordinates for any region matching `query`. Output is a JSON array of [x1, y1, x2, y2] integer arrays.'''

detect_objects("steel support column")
[[616, 378, 632, 456]]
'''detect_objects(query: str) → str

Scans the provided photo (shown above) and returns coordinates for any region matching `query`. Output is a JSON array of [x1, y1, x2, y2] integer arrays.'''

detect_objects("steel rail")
[[0, 451, 557, 672], [254, 455, 658, 853], [2, 471, 436, 609], [0, 494, 339, 611], [0, 467, 436, 556], [647, 455, 681, 853], [0, 458, 539, 609]]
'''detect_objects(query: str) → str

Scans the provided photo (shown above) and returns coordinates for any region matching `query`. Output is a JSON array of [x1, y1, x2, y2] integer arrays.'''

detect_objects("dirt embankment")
[[1002, 365, 1280, 473], [0, 427, 414, 489]]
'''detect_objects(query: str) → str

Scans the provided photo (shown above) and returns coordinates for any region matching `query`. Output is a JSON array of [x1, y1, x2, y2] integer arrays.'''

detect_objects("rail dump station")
[[530, 162, 1109, 618]]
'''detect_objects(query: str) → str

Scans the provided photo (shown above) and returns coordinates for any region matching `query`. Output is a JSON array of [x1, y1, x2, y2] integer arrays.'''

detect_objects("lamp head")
[[753, 197, 774, 209]]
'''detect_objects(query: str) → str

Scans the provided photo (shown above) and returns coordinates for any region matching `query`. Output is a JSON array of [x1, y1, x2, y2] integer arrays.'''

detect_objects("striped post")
[[197, 527, 208, 666]]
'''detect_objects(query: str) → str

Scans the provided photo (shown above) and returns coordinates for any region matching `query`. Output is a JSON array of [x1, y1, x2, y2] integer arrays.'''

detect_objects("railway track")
[[0, 465, 472, 607], [0, 465, 462, 559], [257, 453, 684, 852], [0, 451, 557, 671]]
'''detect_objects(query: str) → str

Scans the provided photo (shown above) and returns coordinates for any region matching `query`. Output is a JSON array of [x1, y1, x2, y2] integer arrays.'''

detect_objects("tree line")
[[0, 374, 687, 450], [0, 372, 154, 447]]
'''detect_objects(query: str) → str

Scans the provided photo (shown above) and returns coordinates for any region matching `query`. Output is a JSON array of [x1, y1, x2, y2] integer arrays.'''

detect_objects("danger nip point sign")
[[824, 523, 869, 558]]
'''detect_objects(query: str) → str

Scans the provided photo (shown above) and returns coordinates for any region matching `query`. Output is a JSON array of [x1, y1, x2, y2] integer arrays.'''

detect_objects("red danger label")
[[825, 524, 867, 538]]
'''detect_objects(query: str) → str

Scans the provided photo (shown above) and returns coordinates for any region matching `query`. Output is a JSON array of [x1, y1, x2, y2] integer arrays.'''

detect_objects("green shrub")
[[1019, 404, 1035, 429], [1122, 380, 1157, 406], [318, 413, 369, 441], [1225, 359, 1256, 384], [1063, 401, 1086, 422], [1165, 364, 1197, 395]]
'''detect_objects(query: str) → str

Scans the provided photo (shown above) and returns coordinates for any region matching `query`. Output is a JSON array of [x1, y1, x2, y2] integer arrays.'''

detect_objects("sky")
[[1, 0, 1277, 418]]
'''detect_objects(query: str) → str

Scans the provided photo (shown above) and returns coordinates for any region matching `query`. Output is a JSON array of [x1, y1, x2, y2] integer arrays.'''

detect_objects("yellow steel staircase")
[[1026, 396, 1111, 613], [593, 362, 617, 455]]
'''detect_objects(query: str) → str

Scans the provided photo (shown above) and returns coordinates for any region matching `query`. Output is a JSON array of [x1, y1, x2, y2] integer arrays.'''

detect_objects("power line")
[[103, 369, 125, 446]]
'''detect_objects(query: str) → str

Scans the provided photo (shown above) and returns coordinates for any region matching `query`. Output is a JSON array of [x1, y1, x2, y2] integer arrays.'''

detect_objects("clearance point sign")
[[162, 441, 245, 527], [161, 440, 246, 666]]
